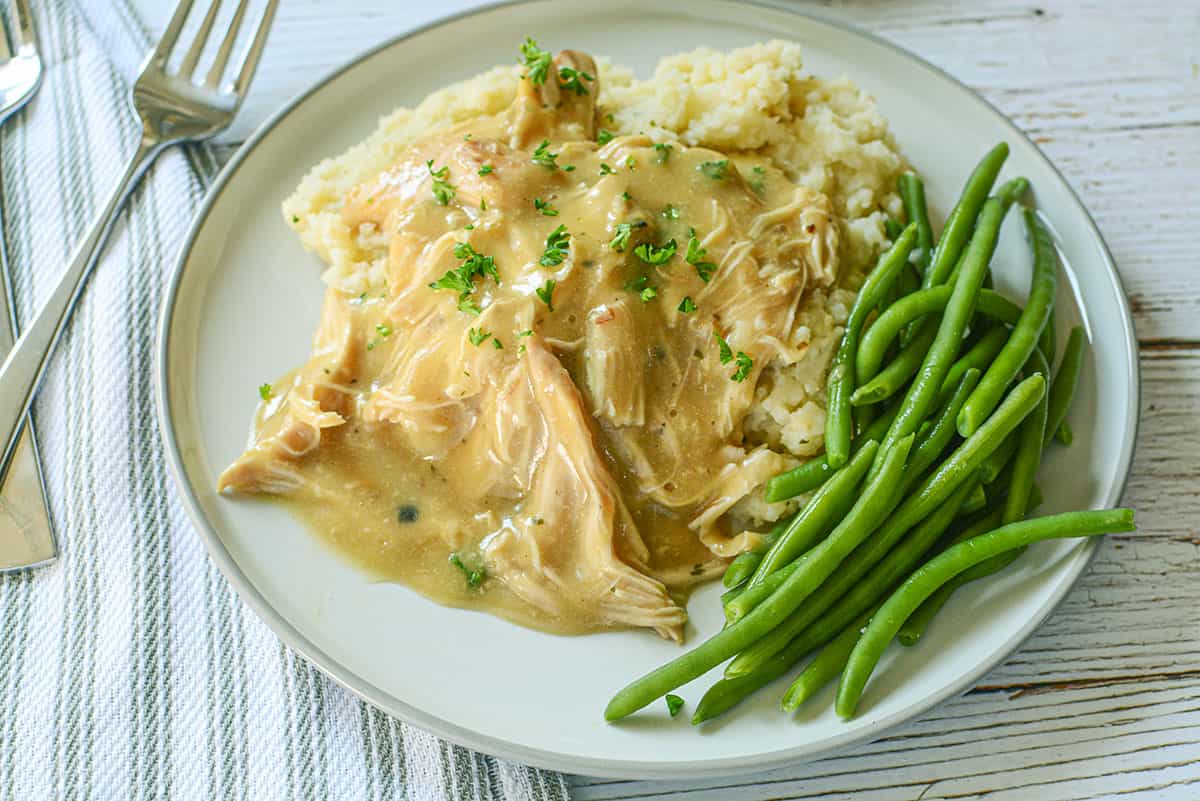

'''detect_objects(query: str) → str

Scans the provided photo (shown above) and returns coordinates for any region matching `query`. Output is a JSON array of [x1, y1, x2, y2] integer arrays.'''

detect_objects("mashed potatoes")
[[283, 40, 906, 530]]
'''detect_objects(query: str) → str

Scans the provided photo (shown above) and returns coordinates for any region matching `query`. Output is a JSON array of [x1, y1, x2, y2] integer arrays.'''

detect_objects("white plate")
[[156, 0, 1138, 780]]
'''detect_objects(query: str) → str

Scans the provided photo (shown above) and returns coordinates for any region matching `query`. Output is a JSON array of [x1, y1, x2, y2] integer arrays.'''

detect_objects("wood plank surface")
[[129, 0, 1198, 797]]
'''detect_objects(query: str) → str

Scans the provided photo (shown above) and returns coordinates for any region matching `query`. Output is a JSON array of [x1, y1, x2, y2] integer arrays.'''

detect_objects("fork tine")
[[202, 0, 248, 90], [0, 16, 12, 62], [230, 0, 278, 99], [177, 0, 222, 79], [11, 0, 38, 52], [151, 0, 196, 66]]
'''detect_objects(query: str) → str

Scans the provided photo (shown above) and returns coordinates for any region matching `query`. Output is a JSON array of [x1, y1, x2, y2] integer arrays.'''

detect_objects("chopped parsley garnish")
[[653, 143, 673, 164], [715, 329, 734, 364], [531, 139, 560, 170], [518, 329, 534, 337], [699, 159, 729, 180], [731, 351, 754, 382], [624, 155, 637, 169], [396, 504, 419, 523], [609, 220, 646, 252], [536, 278, 556, 311], [749, 164, 766, 194], [534, 197, 559, 216], [621, 191, 632, 202], [449, 553, 487, 588], [634, 238, 677, 266], [519, 37, 551, 86], [428, 241, 500, 315], [678, 296, 697, 313], [478, 164, 494, 176], [563, 164, 576, 172], [468, 327, 492, 346], [539, 224, 570, 266], [665, 694, 684, 717], [290, 215, 299, 223], [376, 324, 392, 337], [661, 204, 679, 220], [714, 329, 753, 382], [492, 338, 504, 350], [597, 129, 614, 145], [480, 198, 488, 211], [366, 341, 376, 351], [257, 383, 272, 401], [558, 65, 595, 95], [625, 273, 656, 301], [599, 163, 614, 176], [426, 160, 456, 205], [685, 232, 717, 282]]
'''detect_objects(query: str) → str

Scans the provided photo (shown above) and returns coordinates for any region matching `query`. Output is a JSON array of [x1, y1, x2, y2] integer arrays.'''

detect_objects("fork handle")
[[0, 135, 163, 482]]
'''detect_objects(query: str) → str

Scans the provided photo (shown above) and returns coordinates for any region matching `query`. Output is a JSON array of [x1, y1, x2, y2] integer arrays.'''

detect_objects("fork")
[[0, 0, 277, 487], [0, 0, 57, 572]]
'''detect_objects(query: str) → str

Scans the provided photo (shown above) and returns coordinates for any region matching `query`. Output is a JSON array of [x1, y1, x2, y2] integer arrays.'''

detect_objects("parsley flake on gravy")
[[539, 225, 570, 266], [519, 37, 551, 86], [426, 160, 456, 205], [536, 278, 557, 311], [634, 238, 677, 266], [531, 139, 560, 170]]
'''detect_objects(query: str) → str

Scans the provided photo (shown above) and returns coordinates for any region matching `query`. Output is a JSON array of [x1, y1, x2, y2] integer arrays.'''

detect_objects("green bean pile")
[[605, 143, 1136, 724]]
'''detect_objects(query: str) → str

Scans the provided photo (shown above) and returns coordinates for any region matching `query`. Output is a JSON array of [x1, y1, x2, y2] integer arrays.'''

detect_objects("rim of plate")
[[155, 0, 1141, 779]]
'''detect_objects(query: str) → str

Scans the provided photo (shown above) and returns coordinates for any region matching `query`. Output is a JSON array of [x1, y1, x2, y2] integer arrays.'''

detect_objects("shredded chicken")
[[221, 48, 841, 641]]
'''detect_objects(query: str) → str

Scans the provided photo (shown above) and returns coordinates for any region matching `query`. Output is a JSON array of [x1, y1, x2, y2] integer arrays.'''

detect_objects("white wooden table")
[[131, 0, 1200, 797]]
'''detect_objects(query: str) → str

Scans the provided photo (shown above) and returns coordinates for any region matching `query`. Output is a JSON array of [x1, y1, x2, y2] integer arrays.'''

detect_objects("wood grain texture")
[[129, 0, 1198, 796]]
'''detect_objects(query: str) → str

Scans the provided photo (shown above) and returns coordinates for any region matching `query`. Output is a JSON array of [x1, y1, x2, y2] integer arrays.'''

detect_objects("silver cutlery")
[[0, 0, 277, 570], [0, 0, 56, 572]]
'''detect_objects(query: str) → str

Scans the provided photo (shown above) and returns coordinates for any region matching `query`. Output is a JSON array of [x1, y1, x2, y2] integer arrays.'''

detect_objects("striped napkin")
[[0, 1, 570, 798]]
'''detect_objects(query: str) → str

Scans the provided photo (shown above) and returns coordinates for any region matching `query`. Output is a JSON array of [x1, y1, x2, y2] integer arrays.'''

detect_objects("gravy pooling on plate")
[[218, 48, 840, 640]]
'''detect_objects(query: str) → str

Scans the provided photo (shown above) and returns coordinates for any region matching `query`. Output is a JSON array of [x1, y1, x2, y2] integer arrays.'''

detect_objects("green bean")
[[835, 508, 1136, 718], [979, 434, 1018, 484], [924, 143, 1009, 288], [749, 441, 879, 586], [1045, 326, 1086, 448], [850, 327, 936, 406], [720, 583, 745, 608], [855, 286, 1022, 386], [720, 509, 801, 589], [872, 198, 1006, 474], [723, 376, 1042, 676], [825, 225, 918, 468], [729, 476, 977, 678], [764, 407, 898, 503], [994, 176, 1030, 211], [958, 209, 1058, 437], [936, 326, 1009, 407], [898, 173, 934, 274], [896, 485, 1045, 647], [1041, 308, 1057, 369], [693, 624, 822, 724], [898, 369, 981, 495], [1004, 348, 1049, 524], [781, 605, 878, 712], [726, 559, 804, 623], [1056, 421, 1074, 445], [884, 217, 905, 241], [603, 436, 910, 721], [722, 551, 761, 589], [960, 483, 988, 515]]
